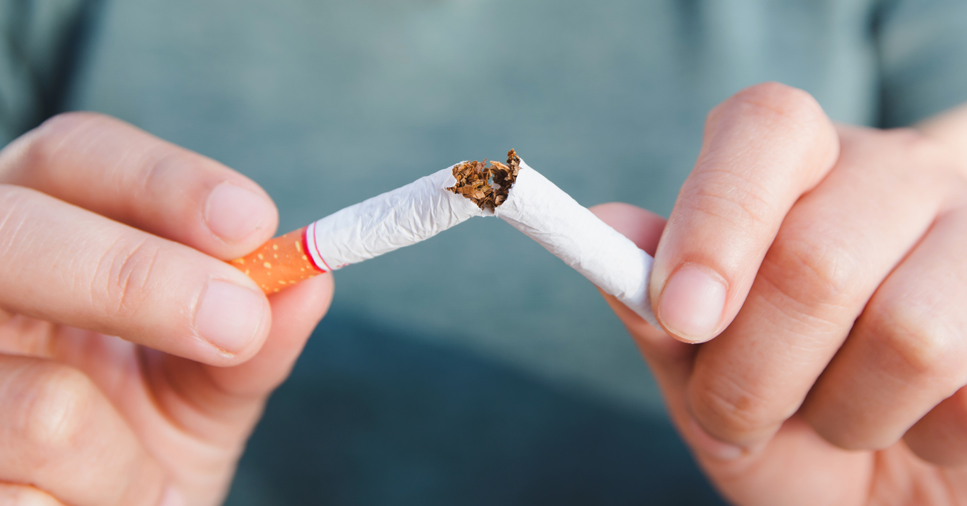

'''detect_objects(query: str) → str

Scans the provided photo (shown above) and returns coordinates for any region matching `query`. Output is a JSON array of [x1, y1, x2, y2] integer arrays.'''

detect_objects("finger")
[[685, 127, 952, 448], [904, 387, 967, 467], [0, 484, 64, 506], [918, 102, 967, 168], [591, 204, 874, 504], [142, 273, 334, 446], [801, 204, 967, 452], [590, 202, 666, 254], [0, 112, 277, 259], [204, 272, 334, 397], [0, 185, 270, 365], [0, 355, 166, 506], [590, 203, 681, 353], [590, 203, 696, 399], [592, 204, 703, 463], [651, 82, 839, 343]]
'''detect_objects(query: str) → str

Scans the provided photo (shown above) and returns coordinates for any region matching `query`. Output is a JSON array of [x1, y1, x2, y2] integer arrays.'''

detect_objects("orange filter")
[[228, 226, 325, 294]]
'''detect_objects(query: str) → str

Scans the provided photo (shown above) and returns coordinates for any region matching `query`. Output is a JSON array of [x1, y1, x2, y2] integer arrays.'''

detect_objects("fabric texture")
[[0, 0, 93, 144]]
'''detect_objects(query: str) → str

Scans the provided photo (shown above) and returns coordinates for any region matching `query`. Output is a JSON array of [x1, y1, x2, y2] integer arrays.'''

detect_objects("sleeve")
[[876, 0, 967, 127], [0, 0, 93, 146]]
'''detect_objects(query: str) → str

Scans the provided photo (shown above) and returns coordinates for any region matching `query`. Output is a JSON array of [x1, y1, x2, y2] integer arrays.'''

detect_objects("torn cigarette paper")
[[305, 165, 490, 271], [493, 159, 658, 327]]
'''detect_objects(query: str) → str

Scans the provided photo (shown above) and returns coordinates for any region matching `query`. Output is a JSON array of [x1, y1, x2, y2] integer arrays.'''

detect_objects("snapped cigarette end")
[[448, 149, 659, 327], [447, 150, 521, 210]]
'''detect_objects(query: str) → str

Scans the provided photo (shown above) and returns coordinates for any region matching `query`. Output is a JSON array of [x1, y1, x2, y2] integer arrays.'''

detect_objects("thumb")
[[148, 273, 334, 444], [593, 202, 865, 505], [592, 203, 758, 473], [590, 202, 666, 256], [650, 83, 839, 344], [590, 202, 694, 372]]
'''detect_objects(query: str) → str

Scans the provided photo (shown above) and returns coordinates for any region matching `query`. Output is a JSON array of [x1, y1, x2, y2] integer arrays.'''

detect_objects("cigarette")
[[229, 151, 658, 326], [229, 166, 488, 292], [448, 151, 658, 327]]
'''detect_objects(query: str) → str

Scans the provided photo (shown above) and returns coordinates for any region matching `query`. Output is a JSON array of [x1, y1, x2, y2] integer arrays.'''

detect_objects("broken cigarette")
[[229, 150, 658, 326], [448, 151, 658, 327], [229, 165, 487, 292]]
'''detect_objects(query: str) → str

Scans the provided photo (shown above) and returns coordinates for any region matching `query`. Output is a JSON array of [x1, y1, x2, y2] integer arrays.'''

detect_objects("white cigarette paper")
[[300, 154, 657, 327], [495, 160, 658, 327], [305, 165, 489, 271]]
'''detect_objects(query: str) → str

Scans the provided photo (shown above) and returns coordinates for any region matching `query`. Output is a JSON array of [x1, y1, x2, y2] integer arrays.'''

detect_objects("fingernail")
[[195, 280, 266, 354], [205, 182, 274, 243], [657, 264, 726, 342], [160, 487, 186, 506], [687, 417, 744, 461]]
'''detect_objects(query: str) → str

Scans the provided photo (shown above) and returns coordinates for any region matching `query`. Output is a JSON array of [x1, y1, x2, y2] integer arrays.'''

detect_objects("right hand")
[[0, 113, 334, 506], [593, 83, 967, 505]]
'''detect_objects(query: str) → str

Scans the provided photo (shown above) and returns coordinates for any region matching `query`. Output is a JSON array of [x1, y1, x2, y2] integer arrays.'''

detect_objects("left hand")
[[594, 82, 967, 505], [0, 113, 334, 506]]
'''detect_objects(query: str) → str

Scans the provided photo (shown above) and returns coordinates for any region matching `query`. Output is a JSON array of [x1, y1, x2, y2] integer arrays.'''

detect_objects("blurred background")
[[3, 0, 967, 504]]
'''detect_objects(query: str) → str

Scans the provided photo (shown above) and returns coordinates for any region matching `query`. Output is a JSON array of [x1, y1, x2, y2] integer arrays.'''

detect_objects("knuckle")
[[680, 169, 775, 232], [713, 82, 825, 132], [841, 127, 961, 206], [866, 299, 962, 379], [21, 113, 108, 165], [0, 112, 110, 183], [136, 148, 205, 200], [689, 375, 779, 441], [135, 145, 236, 213], [762, 234, 863, 310], [17, 364, 96, 450], [881, 127, 933, 152], [91, 237, 163, 319], [137, 149, 178, 199], [881, 128, 953, 172]]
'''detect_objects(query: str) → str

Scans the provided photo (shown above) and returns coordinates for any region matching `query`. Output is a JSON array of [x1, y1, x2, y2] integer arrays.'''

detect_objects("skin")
[[0, 113, 334, 505], [591, 83, 967, 505], [2, 82, 966, 505]]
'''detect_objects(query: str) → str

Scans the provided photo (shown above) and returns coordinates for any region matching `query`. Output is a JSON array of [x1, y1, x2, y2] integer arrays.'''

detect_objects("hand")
[[593, 83, 967, 505], [0, 113, 334, 506]]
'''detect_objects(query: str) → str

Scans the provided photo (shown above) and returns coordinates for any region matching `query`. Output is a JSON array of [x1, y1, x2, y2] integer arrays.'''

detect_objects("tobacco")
[[447, 149, 521, 210]]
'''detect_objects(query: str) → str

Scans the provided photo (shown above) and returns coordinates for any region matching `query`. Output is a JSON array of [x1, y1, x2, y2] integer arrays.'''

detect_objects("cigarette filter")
[[229, 227, 319, 293]]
